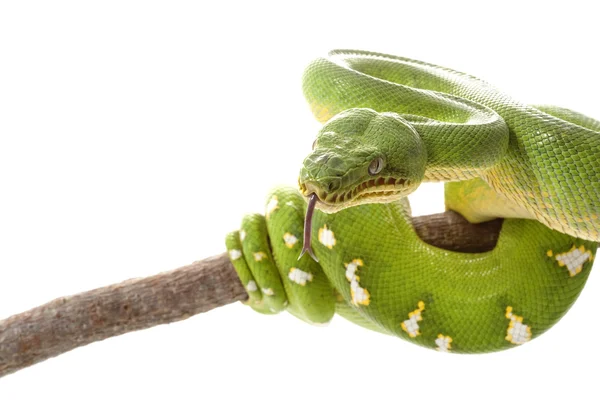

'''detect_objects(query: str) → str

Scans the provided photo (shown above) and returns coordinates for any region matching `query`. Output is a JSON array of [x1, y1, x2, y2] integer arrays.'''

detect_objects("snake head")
[[298, 108, 426, 213]]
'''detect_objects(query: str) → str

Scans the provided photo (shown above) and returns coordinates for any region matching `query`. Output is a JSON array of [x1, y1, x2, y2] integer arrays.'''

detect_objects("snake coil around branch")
[[0, 211, 498, 377]]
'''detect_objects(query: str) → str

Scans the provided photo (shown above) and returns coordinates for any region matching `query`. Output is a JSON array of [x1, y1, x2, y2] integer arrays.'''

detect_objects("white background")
[[1, 1, 599, 399]]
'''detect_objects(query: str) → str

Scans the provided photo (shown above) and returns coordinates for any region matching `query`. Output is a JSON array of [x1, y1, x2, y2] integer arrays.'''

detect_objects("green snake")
[[225, 50, 599, 353]]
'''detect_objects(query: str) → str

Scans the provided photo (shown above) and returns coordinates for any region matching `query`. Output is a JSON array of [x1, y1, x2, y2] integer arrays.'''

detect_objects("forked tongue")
[[298, 193, 319, 262]]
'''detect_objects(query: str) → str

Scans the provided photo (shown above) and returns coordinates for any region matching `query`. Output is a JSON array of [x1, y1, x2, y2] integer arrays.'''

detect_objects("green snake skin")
[[299, 50, 600, 241], [225, 50, 599, 353]]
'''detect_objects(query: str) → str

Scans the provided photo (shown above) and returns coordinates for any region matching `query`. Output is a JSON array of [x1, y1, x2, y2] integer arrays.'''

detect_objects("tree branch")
[[413, 210, 502, 253], [0, 253, 248, 377], [0, 211, 501, 377]]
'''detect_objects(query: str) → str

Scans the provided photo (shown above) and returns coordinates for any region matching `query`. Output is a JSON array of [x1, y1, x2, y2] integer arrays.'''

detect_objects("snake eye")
[[368, 157, 384, 175]]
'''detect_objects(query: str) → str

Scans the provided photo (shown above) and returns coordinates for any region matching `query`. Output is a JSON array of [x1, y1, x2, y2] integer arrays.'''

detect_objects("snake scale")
[[225, 50, 599, 353]]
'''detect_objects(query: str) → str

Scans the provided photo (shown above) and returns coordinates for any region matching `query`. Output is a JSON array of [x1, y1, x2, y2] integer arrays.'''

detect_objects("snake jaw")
[[298, 177, 412, 213], [297, 178, 412, 262]]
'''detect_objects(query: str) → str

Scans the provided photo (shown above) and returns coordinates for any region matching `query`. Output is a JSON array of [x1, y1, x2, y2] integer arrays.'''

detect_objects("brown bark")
[[0, 211, 501, 378], [413, 210, 502, 253], [0, 253, 249, 378]]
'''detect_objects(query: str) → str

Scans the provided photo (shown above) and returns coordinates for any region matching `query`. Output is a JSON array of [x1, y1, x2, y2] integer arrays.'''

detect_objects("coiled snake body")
[[226, 50, 599, 353]]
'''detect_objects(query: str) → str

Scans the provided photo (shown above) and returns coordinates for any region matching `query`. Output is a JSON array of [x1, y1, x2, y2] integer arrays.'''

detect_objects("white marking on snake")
[[344, 259, 370, 306], [318, 225, 336, 249], [435, 334, 453, 352], [246, 280, 257, 292], [283, 233, 298, 248], [266, 196, 279, 218], [229, 249, 242, 260], [554, 245, 593, 277], [253, 252, 267, 261], [505, 306, 531, 345], [262, 288, 274, 296], [239, 230, 246, 241], [401, 301, 425, 338], [288, 267, 313, 286]]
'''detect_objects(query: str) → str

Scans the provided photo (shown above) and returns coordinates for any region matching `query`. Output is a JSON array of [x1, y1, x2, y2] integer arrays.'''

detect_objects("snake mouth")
[[299, 176, 410, 212], [297, 177, 409, 261]]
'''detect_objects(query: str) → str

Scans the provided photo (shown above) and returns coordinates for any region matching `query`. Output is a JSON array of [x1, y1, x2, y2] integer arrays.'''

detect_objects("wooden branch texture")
[[0, 211, 501, 378], [0, 253, 248, 377]]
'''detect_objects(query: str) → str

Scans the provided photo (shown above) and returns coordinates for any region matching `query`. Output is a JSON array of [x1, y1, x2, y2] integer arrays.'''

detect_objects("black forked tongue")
[[298, 193, 319, 262]]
